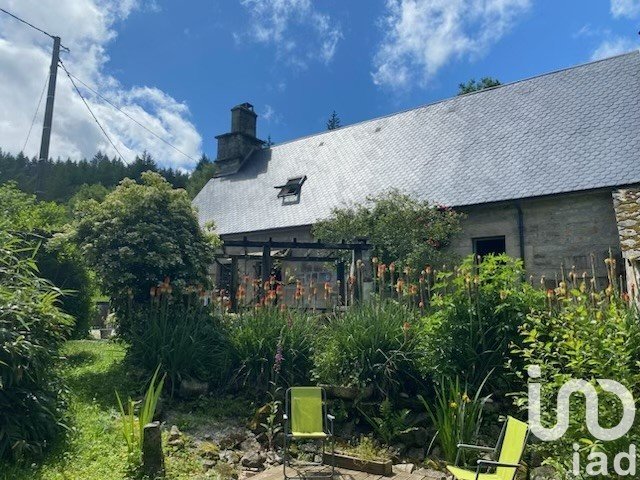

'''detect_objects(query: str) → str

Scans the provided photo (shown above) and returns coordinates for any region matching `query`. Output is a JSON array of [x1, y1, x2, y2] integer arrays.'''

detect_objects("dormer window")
[[275, 176, 306, 198]]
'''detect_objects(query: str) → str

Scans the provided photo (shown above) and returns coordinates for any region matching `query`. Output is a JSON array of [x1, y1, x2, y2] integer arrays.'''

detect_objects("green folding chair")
[[446, 416, 530, 480], [283, 387, 335, 480]]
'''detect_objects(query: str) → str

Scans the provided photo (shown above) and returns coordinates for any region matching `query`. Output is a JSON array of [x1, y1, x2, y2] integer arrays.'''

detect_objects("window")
[[275, 176, 306, 198], [473, 236, 506, 258]]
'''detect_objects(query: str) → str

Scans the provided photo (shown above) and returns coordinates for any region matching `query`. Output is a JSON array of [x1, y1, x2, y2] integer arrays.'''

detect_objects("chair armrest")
[[457, 444, 495, 453], [326, 414, 335, 435]]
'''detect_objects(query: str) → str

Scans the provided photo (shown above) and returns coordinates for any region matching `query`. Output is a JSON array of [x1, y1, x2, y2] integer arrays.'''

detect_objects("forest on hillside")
[[0, 149, 217, 203]]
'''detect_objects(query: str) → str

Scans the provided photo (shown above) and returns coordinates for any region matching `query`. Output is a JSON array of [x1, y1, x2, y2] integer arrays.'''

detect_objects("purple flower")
[[274, 341, 284, 373]]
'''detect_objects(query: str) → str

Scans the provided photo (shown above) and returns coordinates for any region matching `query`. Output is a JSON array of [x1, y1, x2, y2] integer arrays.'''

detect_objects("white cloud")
[[0, 0, 201, 170], [237, 0, 342, 67], [590, 36, 639, 60], [372, 0, 531, 89], [610, 0, 640, 18]]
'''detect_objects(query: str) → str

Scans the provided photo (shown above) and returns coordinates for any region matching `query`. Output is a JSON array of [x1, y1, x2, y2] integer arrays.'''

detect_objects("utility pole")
[[36, 35, 60, 193]]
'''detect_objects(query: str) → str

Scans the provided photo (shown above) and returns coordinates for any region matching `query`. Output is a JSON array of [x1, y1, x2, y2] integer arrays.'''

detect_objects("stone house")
[[193, 52, 640, 299]]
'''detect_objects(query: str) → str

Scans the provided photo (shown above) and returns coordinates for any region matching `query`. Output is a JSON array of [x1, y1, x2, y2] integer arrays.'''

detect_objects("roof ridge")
[[264, 50, 640, 150]]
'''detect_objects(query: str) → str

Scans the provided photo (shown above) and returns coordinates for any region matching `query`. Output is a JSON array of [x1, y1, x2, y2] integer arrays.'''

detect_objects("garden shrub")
[[312, 301, 420, 398], [0, 224, 73, 461], [312, 189, 463, 270], [512, 282, 640, 478], [127, 290, 231, 396], [0, 182, 96, 338], [36, 238, 96, 338], [226, 307, 317, 393], [72, 171, 219, 332], [417, 254, 544, 391]]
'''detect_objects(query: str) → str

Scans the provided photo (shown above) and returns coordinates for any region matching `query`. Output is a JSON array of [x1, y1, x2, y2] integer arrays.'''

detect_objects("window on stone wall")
[[473, 236, 506, 258]]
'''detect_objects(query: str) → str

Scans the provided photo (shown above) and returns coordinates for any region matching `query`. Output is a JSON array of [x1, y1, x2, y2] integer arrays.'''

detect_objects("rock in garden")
[[202, 459, 217, 471], [265, 451, 282, 465], [220, 429, 247, 449], [405, 447, 425, 462], [238, 472, 257, 480], [169, 425, 182, 441], [415, 468, 448, 480], [179, 379, 208, 398], [392, 463, 416, 474], [220, 450, 241, 464], [240, 434, 261, 452], [240, 451, 266, 469], [531, 466, 561, 480]]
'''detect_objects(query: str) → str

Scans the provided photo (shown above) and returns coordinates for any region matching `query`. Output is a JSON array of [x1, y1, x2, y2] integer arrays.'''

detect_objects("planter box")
[[323, 452, 392, 476]]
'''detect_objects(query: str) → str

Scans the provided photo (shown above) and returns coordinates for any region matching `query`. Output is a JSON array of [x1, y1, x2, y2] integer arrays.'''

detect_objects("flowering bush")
[[416, 254, 544, 392], [512, 259, 640, 477], [312, 189, 462, 271]]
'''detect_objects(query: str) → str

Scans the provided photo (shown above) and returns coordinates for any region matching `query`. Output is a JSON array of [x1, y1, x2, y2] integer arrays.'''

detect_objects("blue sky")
[[0, 0, 638, 169]]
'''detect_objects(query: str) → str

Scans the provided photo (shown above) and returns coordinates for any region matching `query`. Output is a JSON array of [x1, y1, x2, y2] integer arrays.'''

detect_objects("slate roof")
[[194, 51, 640, 236]]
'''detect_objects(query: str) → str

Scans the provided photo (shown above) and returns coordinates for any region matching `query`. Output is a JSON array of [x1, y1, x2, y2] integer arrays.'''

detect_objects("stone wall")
[[218, 189, 623, 291], [446, 190, 622, 285], [612, 188, 640, 300]]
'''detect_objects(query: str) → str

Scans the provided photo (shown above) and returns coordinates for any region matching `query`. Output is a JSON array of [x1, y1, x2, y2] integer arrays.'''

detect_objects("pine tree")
[[326, 111, 341, 130]]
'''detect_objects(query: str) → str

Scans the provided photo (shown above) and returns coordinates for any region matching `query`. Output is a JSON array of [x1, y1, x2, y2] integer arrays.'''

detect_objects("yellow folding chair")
[[447, 416, 530, 480], [283, 387, 335, 480]]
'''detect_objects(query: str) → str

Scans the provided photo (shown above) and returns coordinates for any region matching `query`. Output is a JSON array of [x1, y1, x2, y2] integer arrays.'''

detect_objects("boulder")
[[202, 459, 217, 471], [240, 435, 261, 453], [392, 463, 416, 474], [265, 451, 283, 465], [220, 429, 248, 449], [405, 447, 426, 463], [415, 468, 448, 480], [168, 425, 182, 442], [220, 450, 242, 465], [531, 466, 561, 480], [240, 451, 267, 469], [179, 379, 208, 399]]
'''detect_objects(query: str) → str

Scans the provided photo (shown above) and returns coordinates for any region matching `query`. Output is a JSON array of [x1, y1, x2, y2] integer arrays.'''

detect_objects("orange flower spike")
[[150, 286, 157, 297], [403, 321, 411, 332], [389, 263, 396, 273], [395, 279, 404, 293]]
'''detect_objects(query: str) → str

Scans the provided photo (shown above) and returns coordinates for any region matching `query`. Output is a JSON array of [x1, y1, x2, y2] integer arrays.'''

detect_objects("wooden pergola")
[[216, 236, 373, 310]]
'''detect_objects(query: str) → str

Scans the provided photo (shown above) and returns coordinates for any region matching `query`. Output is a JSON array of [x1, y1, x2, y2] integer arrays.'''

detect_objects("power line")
[[0, 8, 69, 51], [59, 59, 127, 163], [63, 69, 197, 163], [22, 72, 49, 154]]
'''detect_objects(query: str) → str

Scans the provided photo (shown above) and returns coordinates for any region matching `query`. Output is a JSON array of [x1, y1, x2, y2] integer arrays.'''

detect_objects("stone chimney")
[[214, 102, 264, 177]]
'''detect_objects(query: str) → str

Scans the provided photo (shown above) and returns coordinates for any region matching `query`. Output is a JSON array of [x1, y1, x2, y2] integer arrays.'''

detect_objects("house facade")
[[193, 52, 640, 298]]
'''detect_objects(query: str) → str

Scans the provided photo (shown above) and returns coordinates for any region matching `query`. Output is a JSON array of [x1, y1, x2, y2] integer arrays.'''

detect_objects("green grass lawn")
[[1, 340, 206, 480]]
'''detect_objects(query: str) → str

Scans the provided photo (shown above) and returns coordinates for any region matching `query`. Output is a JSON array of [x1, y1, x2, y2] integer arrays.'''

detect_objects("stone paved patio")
[[250, 465, 449, 480]]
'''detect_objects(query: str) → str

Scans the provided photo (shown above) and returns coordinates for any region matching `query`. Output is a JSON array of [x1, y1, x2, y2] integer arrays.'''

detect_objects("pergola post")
[[336, 261, 345, 305], [230, 256, 238, 311], [262, 242, 271, 288], [353, 248, 363, 302]]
